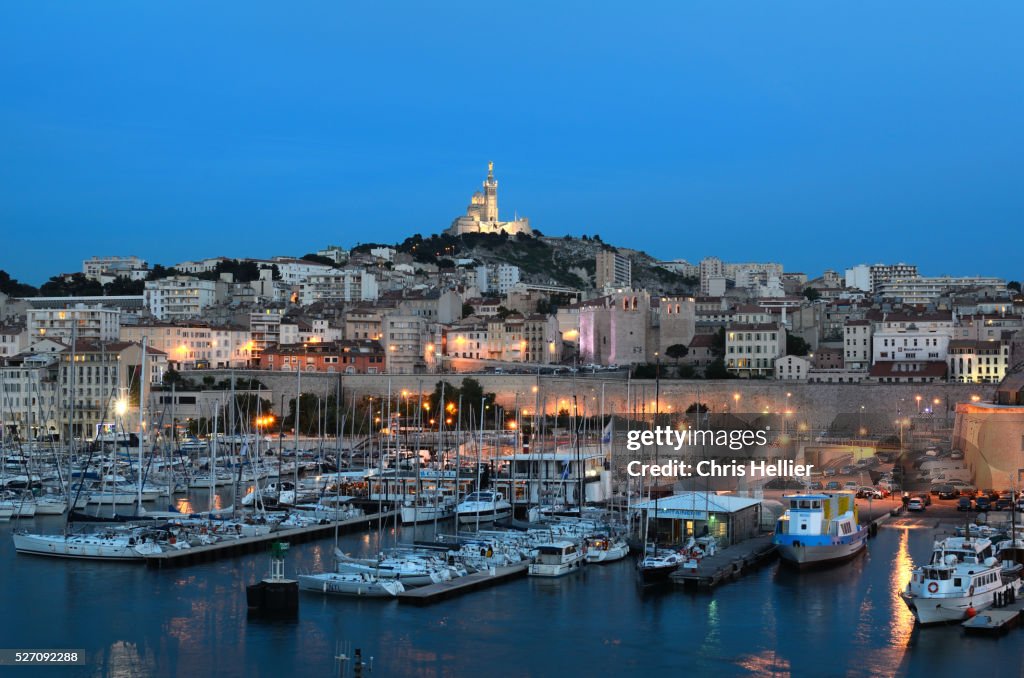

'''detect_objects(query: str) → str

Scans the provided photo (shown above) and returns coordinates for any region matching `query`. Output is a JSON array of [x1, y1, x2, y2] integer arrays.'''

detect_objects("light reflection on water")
[[1, 512, 1021, 677]]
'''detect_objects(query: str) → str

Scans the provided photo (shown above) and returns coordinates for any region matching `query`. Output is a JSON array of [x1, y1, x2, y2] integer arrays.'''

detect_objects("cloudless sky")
[[1, 2, 1022, 284]]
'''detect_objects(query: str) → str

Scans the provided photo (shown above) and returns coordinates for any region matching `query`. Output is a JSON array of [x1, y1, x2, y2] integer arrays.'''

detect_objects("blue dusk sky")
[[1, 2, 1021, 284]]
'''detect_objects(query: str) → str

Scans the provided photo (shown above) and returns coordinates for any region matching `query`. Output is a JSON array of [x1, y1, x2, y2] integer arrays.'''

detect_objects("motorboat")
[[528, 541, 586, 577], [456, 491, 512, 525], [637, 550, 685, 584]]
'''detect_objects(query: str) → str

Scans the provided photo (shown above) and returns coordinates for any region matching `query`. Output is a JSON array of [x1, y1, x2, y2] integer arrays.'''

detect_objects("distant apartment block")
[[144, 276, 222, 320], [27, 304, 121, 342], [476, 264, 522, 295], [595, 251, 632, 288], [82, 256, 148, 281]]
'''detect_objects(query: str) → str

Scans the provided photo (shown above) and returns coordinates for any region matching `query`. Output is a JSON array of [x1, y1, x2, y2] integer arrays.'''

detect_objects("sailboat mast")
[[137, 337, 147, 513]]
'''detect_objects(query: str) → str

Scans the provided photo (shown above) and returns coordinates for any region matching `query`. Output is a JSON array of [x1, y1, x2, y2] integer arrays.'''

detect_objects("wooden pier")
[[145, 511, 398, 568], [398, 564, 528, 605], [670, 534, 777, 589]]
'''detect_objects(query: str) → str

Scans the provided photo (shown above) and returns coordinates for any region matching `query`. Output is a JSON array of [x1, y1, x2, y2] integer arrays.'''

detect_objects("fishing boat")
[[297, 572, 404, 597], [584, 535, 629, 563], [528, 540, 586, 577], [456, 490, 512, 525], [773, 493, 868, 568], [901, 535, 1021, 625]]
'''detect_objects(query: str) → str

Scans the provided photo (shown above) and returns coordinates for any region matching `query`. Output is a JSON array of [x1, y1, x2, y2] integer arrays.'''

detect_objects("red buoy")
[[965, 606, 977, 618]]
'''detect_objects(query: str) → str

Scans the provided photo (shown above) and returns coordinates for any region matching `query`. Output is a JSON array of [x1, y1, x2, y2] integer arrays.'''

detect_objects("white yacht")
[[13, 530, 161, 560], [529, 541, 586, 577], [455, 490, 511, 525], [774, 493, 867, 568], [584, 536, 629, 563], [297, 572, 404, 597], [400, 490, 456, 524], [901, 535, 1021, 625]]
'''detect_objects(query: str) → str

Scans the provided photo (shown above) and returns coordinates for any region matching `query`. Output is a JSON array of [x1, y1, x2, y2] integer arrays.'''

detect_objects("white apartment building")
[[869, 263, 918, 293], [174, 257, 228, 274], [843, 319, 872, 370], [120, 323, 255, 370], [844, 265, 871, 292], [27, 304, 121, 342], [279, 319, 342, 346], [871, 312, 954, 364], [0, 354, 60, 440], [83, 256, 148, 281], [0, 325, 28, 359], [381, 315, 427, 374], [875, 276, 1006, 304], [299, 270, 379, 305], [725, 322, 786, 378], [947, 340, 1010, 384], [775, 355, 811, 381], [699, 257, 725, 296], [249, 309, 286, 361], [476, 264, 522, 295], [144, 276, 221, 320], [595, 251, 632, 288], [265, 258, 336, 286]]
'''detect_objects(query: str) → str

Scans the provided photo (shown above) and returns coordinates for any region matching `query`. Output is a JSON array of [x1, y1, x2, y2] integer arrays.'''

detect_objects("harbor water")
[[0, 512, 1018, 677]]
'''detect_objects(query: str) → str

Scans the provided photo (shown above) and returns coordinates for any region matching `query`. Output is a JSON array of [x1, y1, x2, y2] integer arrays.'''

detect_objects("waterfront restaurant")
[[634, 492, 761, 546]]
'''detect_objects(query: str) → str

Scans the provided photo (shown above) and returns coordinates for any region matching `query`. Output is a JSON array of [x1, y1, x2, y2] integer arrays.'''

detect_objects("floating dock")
[[145, 511, 397, 568], [398, 564, 528, 605], [670, 534, 777, 589], [962, 600, 1024, 636]]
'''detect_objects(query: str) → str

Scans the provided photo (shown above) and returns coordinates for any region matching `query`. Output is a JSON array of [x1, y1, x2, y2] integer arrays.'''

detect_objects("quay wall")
[[181, 370, 996, 420]]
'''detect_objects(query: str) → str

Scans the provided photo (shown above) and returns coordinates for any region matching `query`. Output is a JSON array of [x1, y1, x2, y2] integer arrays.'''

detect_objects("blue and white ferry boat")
[[773, 493, 868, 568]]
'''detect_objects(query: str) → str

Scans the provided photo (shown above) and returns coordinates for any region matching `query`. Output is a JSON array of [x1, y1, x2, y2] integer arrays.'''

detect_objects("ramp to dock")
[[398, 564, 528, 605]]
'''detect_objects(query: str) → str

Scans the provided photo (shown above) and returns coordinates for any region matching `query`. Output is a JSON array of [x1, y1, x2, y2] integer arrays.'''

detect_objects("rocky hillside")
[[355, 231, 697, 295]]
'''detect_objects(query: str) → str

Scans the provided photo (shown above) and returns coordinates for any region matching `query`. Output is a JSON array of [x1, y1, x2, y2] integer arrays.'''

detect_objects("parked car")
[[957, 497, 973, 511], [840, 465, 856, 475], [907, 497, 925, 512], [995, 495, 1014, 511], [916, 493, 932, 506], [975, 496, 992, 511], [809, 481, 824, 490], [826, 481, 841, 490], [857, 487, 883, 499], [937, 486, 959, 500], [824, 468, 838, 477], [844, 481, 858, 489]]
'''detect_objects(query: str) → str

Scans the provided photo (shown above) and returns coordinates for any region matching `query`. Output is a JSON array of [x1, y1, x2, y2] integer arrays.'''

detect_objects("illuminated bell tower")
[[483, 161, 498, 222]]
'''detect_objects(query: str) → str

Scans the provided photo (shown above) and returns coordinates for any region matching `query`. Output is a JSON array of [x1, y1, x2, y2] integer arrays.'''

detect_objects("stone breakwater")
[[182, 369, 995, 421]]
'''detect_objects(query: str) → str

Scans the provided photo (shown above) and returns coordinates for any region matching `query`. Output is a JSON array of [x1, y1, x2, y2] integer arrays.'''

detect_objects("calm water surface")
[[1, 511, 1019, 678]]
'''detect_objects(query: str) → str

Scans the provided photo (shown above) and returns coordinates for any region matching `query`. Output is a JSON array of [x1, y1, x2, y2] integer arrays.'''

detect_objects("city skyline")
[[2, 2, 1022, 283]]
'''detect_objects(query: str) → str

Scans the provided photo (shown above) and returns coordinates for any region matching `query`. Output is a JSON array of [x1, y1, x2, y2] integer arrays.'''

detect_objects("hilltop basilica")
[[446, 162, 533, 236]]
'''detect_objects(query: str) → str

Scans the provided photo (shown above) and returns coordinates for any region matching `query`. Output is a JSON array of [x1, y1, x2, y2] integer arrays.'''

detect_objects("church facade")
[[447, 162, 533, 236]]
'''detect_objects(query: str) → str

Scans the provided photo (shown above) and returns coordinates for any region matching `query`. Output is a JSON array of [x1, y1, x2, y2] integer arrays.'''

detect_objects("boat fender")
[[927, 582, 939, 593], [486, 547, 493, 558], [168, 535, 176, 545]]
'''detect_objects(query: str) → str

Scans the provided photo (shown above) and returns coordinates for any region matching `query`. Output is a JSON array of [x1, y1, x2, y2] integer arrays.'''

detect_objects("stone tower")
[[483, 161, 499, 222]]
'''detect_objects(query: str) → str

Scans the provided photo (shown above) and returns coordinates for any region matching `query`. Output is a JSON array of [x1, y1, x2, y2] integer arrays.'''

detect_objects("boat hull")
[[456, 508, 511, 524], [900, 585, 1017, 625], [297, 573, 403, 597], [775, 530, 868, 568], [12, 533, 155, 561]]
